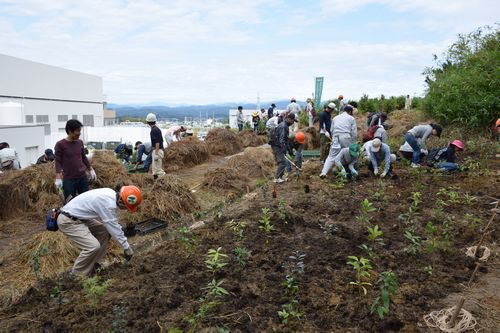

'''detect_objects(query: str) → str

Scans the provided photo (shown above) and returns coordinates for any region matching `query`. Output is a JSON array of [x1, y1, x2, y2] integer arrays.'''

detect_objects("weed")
[[424, 221, 439, 235], [367, 225, 384, 245], [319, 220, 337, 239], [347, 256, 372, 295], [227, 220, 247, 241], [259, 208, 274, 233], [403, 230, 421, 255], [464, 213, 482, 229], [176, 226, 198, 257], [194, 211, 205, 219], [424, 265, 433, 276], [370, 271, 399, 319], [82, 276, 112, 310], [462, 193, 477, 205], [358, 244, 375, 258], [111, 303, 128, 333], [205, 247, 228, 274], [278, 300, 303, 324], [50, 277, 68, 305], [233, 247, 251, 268], [277, 199, 288, 223], [30, 243, 50, 280], [357, 199, 377, 226]]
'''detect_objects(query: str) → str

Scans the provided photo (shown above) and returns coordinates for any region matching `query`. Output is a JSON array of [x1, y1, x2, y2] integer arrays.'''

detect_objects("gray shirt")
[[408, 125, 433, 150], [331, 112, 357, 142], [374, 126, 388, 143], [237, 111, 245, 125], [286, 102, 301, 115], [333, 147, 358, 174]]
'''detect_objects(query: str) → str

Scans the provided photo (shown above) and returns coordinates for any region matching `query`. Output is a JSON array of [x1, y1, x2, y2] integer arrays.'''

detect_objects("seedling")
[[277, 199, 288, 223], [319, 220, 337, 239], [462, 193, 477, 205], [82, 276, 112, 310], [256, 178, 269, 198], [285, 251, 306, 276], [358, 244, 375, 259], [281, 275, 299, 299], [233, 247, 251, 268], [111, 303, 128, 333], [424, 265, 433, 276], [278, 300, 303, 324], [331, 170, 348, 189], [30, 243, 50, 280], [357, 199, 377, 226], [437, 187, 460, 204], [205, 247, 228, 274], [259, 208, 274, 234], [50, 277, 68, 305], [176, 226, 198, 256], [370, 271, 399, 319], [202, 279, 229, 299], [227, 219, 247, 240], [398, 191, 422, 227], [367, 225, 384, 245], [347, 256, 372, 294], [403, 230, 421, 255]]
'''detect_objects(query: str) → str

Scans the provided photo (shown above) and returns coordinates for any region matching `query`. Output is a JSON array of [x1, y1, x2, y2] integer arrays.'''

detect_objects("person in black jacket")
[[270, 114, 297, 183], [425, 139, 464, 171], [319, 102, 335, 162]]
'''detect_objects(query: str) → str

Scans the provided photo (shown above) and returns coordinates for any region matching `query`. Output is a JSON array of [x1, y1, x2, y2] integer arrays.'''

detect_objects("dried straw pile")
[[163, 137, 210, 172], [238, 130, 268, 148], [203, 167, 249, 192], [92, 151, 132, 189], [0, 163, 60, 220], [304, 127, 320, 149], [135, 175, 199, 222], [129, 173, 155, 189], [205, 128, 242, 156]]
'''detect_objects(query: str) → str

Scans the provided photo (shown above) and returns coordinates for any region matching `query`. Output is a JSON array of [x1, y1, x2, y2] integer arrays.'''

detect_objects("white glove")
[[124, 247, 134, 261], [324, 131, 331, 138], [373, 168, 379, 176], [380, 171, 387, 178], [55, 179, 63, 189], [89, 169, 97, 181]]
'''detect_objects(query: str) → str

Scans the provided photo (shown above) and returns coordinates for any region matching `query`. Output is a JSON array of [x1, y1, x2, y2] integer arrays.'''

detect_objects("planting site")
[[0, 110, 498, 333]]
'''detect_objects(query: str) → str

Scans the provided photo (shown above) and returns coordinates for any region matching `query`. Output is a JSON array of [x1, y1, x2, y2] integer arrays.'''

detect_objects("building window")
[[36, 115, 49, 123], [43, 124, 51, 135], [72, 115, 78, 120], [25, 146, 39, 165], [58, 115, 68, 122], [25, 115, 34, 123], [83, 115, 94, 126], [58, 128, 66, 133]]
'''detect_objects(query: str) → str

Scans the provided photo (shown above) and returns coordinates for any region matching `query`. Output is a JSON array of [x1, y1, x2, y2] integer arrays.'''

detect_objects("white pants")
[[152, 150, 166, 177], [308, 115, 314, 127], [321, 134, 352, 175]]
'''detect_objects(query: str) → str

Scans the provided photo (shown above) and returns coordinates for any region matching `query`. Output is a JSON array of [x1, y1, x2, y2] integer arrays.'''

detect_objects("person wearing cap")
[[330, 105, 357, 150], [403, 123, 442, 168], [0, 142, 21, 172], [270, 113, 297, 183], [164, 125, 187, 147], [319, 102, 335, 162], [268, 103, 276, 119], [425, 140, 464, 172], [57, 185, 142, 277], [237, 106, 245, 132], [320, 143, 359, 179], [146, 113, 166, 179], [362, 138, 396, 178], [36, 149, 56, 165], [285, 131, 305, 177], [287, 98, 301, 132], [133, 141, 153, 172], [252, 111, 260, 132], [114, 142, 133, 164]]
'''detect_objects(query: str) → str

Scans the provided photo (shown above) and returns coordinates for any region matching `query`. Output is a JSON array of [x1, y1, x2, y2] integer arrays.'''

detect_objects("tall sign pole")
[[314, 77, 324, 107]]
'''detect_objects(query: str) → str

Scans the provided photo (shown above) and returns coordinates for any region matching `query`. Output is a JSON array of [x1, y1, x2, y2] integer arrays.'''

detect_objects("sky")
[[0, 0, 498, 105]]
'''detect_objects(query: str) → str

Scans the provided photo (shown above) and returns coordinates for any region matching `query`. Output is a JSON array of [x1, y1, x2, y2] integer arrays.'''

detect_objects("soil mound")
[[203, 167, 248, 192], [205, 128, 242, 156], [92, 151, 132, 189], [163, 137, 210, 172], [238, 130, 267, 148]]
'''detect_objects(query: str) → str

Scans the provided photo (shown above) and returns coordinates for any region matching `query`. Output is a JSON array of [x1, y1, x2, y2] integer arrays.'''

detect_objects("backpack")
[[425, 147, 447, 166], [363, 125, 380, 142], [366, 112, 379, 127], [45, 208, 60, 231]]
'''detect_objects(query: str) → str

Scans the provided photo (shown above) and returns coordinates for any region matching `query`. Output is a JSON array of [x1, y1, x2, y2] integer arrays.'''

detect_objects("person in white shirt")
[[328, 105, 358, 161], [306, 99, 315, 127], [287, 98, 302, 131], [57, 185, 142, 276], [164, 125, 187, 147], [0, 143, 21, 171]]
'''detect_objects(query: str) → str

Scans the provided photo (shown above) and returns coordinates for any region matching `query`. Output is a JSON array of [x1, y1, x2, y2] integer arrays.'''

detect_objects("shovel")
[[284, 155, 302, 172]]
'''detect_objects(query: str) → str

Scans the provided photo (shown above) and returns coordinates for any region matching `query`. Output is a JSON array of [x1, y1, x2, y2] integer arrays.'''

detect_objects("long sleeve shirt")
[[331, 112, 357, 142], [373, 126, 388, 143], [286, 102, 301, 115], [55, 139, 90, 179], [333, 148, 358, 174], [273, 121, 290, 151], [319, 111, 332, 135], [266, 116, 280, 128], [408, 125, 433, 150], [61, 188, 130, 250], [237, 111, 245, 125], [136, 142, 152, 162], [365, 141, 392, 173]]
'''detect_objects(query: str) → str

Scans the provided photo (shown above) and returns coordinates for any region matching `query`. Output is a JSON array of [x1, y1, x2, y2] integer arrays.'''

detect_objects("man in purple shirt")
[[55, 119, 97, 200]]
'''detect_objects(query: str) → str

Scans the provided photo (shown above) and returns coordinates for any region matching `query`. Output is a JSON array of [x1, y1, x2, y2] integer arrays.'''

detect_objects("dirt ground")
[[0, 112, 499, 332]]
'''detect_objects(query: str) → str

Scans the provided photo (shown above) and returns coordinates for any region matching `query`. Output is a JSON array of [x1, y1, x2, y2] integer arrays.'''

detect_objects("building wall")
[[0, 125, 46, 167]]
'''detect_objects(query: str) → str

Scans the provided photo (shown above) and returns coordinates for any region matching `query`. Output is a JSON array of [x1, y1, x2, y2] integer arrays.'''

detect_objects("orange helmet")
[[296, 132, 305, 144], [120, 185, 142, 212]]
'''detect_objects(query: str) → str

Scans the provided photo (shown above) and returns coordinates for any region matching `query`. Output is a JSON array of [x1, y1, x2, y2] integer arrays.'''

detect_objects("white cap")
[[372, 138, 382, 152], [327, 102, 336, 110], [146, 113, 157, 122]]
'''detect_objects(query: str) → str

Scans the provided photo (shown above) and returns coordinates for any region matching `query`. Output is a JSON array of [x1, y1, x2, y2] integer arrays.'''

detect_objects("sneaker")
[[410, 163, 420, 168], [273, 178, 285, 183], [319, 173, 326, 179]]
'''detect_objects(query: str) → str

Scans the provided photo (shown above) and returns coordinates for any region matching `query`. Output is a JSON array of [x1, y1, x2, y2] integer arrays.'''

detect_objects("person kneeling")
[[320, 143, 359, 179], [425, 140, 464, 172], [362, 138, 396, 178]]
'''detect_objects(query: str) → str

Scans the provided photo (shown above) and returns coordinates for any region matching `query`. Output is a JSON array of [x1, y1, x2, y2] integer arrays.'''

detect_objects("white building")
[[0, 53, 105, 158], [228, 108, 284, 129], [0, 125, 45, 166]]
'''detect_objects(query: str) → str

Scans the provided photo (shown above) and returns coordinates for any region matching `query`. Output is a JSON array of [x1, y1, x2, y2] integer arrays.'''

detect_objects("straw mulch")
[[304, 127, 320, 149], [91, 151, 132, 189], [0, 163, 60, 220], [135, 175, 199, 222], [238, 130, 268, 148], [205, 128, 242, 156], [129, 173, 155, 189], [163, 137, 210, 172], [203, 167, 249, 192]]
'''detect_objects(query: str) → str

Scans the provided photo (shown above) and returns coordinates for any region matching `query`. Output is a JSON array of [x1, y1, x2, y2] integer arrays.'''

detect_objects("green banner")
[[314, 77, 324, 107]]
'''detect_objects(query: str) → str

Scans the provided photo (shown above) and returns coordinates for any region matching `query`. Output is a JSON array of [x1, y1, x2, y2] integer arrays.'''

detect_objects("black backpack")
[[425, 147, 447, 166]]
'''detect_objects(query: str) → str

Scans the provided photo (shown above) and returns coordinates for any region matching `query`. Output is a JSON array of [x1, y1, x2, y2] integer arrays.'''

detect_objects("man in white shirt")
[[57, 185, 142, 276], [164, 125, 186, 147], [286, 98, 302, 132]]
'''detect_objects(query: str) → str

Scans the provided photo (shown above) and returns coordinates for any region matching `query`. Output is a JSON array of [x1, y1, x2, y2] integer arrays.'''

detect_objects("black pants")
[[63, 175, 89, 200]]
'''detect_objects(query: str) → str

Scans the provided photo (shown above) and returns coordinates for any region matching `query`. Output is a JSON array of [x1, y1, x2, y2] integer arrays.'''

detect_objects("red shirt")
[[55, 139, 90, 179]]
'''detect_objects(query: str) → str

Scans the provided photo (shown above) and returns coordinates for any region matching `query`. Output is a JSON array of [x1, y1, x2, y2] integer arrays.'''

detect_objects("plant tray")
[[122, 218, 167, 237], [302, 150, 320, 159]]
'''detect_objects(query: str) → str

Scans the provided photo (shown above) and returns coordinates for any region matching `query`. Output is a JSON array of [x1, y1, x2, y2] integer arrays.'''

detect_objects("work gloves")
[[55, 178, 63, 189], [89, 169, 97, 181], [373, 168, 379, 176], [124, 247, 134, 261], [380, 171, 387, 178], [324, 131, 331, 138]]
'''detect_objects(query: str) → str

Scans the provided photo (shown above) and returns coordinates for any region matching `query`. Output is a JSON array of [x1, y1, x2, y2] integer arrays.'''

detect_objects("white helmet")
[[146, 113, 157, 122]]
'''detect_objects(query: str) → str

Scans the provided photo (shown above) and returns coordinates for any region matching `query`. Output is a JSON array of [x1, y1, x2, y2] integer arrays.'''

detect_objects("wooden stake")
[[449, 297, 465, 328], [467, 262, 481, 287], [475, 202, 498, 257]]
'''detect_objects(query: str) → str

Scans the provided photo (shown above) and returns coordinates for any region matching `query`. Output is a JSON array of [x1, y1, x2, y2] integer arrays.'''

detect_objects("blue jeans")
[[63, 175, 89, 200], [285, 151, 303, 173], [437, 162, 459, 171], [404, 132, 420, 164], [141, 153, 152, 172]]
